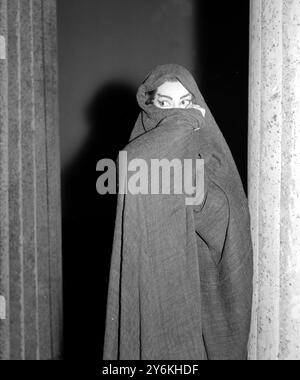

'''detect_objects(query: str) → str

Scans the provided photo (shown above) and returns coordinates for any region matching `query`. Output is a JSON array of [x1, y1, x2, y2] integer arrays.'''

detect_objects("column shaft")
[[249, 0, 300, 360], [0, 0, 62, 360]]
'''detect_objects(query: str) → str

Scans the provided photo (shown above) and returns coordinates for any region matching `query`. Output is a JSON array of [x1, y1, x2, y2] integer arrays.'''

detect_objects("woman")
[[103, 64, 253, 360]]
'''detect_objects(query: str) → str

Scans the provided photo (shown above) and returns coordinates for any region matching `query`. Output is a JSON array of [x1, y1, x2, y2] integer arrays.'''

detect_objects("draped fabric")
[[103, 64, 253, 360]]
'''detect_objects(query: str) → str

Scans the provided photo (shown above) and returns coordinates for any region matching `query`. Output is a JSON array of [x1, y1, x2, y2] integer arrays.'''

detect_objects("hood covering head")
[[130, 63, 246, 203], [131, 64, 207, 137], [103, 64, 253, 360]]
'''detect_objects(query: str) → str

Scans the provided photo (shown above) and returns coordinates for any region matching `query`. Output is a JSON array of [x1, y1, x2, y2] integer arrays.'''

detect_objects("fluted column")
[[0, 0, 62, 360], [248, 0, 300, 360]]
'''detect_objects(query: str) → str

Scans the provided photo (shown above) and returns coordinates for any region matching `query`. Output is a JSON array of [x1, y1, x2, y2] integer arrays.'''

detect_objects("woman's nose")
[[176, 102, 185, 109]]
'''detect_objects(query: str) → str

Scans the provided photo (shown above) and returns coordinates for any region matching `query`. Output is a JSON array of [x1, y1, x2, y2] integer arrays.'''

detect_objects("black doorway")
[[57, 0, 249, 361]]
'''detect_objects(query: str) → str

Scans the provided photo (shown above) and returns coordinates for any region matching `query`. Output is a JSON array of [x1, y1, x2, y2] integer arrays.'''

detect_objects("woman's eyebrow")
[[157, 93, 173, 100], [180, 93, 192, 99]]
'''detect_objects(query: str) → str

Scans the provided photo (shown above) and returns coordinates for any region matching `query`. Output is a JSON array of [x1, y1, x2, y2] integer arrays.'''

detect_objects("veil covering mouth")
[[103, 64, 253, 360]]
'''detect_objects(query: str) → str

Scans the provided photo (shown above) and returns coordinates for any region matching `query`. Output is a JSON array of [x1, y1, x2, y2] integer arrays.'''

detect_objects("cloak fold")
[[103, 64, 253, 360]]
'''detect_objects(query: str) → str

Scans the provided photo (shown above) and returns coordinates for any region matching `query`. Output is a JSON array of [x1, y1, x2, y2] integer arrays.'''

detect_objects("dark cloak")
[[103, 64, 253, 360]]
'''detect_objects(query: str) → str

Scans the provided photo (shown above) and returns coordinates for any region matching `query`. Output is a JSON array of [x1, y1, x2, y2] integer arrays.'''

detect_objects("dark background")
[[57, 0, 249, 361]]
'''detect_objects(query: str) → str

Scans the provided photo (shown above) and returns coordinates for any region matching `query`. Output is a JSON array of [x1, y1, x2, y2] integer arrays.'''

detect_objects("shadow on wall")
[[61, 82, 139, 360]]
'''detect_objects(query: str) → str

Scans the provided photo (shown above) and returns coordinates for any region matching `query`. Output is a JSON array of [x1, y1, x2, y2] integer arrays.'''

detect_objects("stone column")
[[248, 0, 300, 360], [0, 0, 62, 360]]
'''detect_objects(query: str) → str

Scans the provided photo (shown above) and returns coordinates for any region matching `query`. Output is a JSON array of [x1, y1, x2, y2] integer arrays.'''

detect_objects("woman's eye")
[[181, 100, 191, 107], [158, 100, 169, 107]]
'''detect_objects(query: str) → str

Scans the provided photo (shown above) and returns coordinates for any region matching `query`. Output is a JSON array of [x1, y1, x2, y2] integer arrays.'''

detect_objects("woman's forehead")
[[156, 81, 190, 98]]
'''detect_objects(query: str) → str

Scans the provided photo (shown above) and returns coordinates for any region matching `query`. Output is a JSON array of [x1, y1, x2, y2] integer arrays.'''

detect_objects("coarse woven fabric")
[[103, 64, 253, 360]]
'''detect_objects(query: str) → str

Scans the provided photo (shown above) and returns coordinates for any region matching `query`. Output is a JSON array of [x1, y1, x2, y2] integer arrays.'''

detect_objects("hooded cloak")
[[103, 64, 253, 360]]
